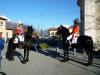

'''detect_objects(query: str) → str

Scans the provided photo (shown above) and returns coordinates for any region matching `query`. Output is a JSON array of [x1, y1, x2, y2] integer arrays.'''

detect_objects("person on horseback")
[[67, 18, 80, 45], [71, 18, 80, 44], [15, 22, 25, 44]]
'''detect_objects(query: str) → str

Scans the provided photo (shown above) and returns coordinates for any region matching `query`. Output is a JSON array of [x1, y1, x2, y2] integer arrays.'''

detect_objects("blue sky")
[[0, 0, 80, 30]]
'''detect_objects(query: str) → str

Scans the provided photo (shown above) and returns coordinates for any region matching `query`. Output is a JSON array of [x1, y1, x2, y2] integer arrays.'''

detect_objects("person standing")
[[0, 38, 6, 75]]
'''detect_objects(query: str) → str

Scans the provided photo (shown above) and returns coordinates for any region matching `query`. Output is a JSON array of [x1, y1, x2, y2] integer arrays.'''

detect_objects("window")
[[0, 21, 3, 26], [1, 22, 3, 24], [51, 32, 54, 35]]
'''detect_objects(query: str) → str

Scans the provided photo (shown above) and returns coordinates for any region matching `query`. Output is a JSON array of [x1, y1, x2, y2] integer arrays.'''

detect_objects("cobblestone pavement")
[[0, 43, 100, 75]]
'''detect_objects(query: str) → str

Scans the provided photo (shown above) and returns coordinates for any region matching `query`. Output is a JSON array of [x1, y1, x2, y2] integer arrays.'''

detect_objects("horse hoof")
[[26, 59, 29, 62], [22, 62, 26, 64], [88, 63, 92, 66], [21, 61, 26, 64], [8, 58, 14, 61], [85, 63, 92, 66], [61, 58, 69, 62], [21, 60, 28, 64], [85, 64, 90, 66]]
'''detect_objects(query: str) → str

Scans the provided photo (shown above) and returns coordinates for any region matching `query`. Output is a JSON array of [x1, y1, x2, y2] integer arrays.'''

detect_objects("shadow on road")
[[68, 61, 100, 75], [0, 72, 6, 75], [31, 46, 64, 61], [37, 49, 64, 61]]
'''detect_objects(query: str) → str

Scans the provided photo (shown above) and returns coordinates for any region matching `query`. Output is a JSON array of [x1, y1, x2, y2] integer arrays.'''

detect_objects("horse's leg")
[[26, 49, 29, 62], [6, 49, 14, 61], [10, 45, 16, 61], [64, 49, 69, 59], [6, 43, 11, 60], [61, 49, 69, 62], [85, 49, 93, 65], [62, 44, 69, 62], [6, 45, 14, 61], [87, 49, 93, 65], [10, 49, 14, 60], [64, 49, 66, 58], [6, 51, 10, 60], [23, 47, 27, 63]]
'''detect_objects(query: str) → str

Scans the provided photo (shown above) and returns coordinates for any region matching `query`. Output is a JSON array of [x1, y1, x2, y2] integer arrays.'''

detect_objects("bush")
[[40, 43, 49, 49]]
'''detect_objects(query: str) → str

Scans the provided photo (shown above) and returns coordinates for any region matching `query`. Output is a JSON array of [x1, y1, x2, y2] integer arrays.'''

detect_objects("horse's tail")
[[86, 36, 93, 49]]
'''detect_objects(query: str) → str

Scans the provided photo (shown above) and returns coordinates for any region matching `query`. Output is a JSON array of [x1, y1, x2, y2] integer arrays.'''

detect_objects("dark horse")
[[57, 25, 94, 66], [6, 26, 34, 64]]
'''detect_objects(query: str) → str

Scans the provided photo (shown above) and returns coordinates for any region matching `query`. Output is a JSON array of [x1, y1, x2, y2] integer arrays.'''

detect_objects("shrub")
[[40, 43, 49, 49]]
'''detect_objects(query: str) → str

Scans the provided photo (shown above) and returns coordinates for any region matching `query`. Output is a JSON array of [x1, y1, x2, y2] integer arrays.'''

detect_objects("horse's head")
[[27, 26, 34, 35], [57, 25, 70, 36], [56, 25, 63, 35], [26, 26, 34, 38], [24, 25, 34, 45], [56, 25, 70, 41]]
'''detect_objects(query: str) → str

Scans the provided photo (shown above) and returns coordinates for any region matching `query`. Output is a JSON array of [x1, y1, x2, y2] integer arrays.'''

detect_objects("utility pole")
[[41, 29, 42, 37], [40, 12, 44, 37]]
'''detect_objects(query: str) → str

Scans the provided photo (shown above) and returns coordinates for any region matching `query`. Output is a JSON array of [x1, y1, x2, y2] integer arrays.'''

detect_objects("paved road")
[[0, 43, 100, 75]]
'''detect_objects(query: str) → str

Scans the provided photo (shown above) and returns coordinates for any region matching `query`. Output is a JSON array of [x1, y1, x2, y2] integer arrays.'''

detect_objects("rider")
[[67, 18, 80, 45], [15, 22, 25, 43]]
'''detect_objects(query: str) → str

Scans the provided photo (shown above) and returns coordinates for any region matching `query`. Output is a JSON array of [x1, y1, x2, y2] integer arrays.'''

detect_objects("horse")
[[6, 26, 34, 64], [57, 25, 94, 66]]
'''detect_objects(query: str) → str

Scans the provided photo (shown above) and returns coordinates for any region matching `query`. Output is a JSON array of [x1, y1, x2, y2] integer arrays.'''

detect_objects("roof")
[[0, 15, 28, 30], [49, 28, 58, 31], [6, 21, 28, 30], [0, 16, 7, 20]]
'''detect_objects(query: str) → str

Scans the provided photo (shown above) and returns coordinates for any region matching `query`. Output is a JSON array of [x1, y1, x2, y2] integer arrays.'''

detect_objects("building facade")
[[0, 17, 13, 42], [48, 28, 57, 37], [77, 0, 100, 43]]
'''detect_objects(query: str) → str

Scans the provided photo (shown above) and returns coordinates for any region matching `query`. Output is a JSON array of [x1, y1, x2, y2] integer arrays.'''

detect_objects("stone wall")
[[80, 0, 85, 35], [77, 0, 100, 50], [95, 0, 100, 42], [84, 0, 96, 42]]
